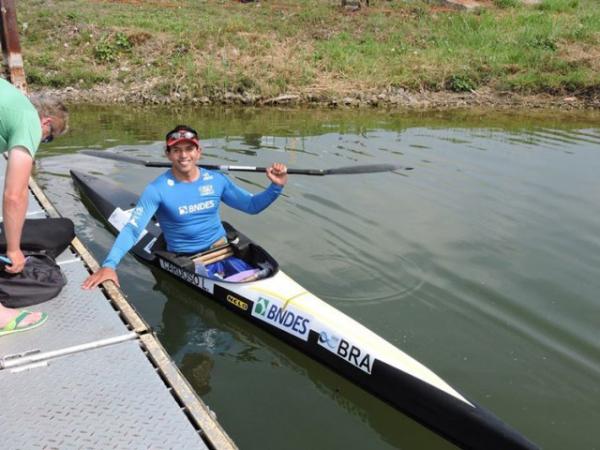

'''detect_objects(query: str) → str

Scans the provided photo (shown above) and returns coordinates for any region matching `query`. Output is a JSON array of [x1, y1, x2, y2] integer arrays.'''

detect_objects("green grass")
[[15, 0, 600, 100]]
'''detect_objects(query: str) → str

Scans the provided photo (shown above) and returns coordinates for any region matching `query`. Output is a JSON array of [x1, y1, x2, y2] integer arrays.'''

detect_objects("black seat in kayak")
[[153, 250, 196, 272]]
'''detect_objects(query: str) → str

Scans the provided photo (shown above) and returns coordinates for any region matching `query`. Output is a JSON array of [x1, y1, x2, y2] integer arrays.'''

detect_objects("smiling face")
[[166, 141, 201, 180]]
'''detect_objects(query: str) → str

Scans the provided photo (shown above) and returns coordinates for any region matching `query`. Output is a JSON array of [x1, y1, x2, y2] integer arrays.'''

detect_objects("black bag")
[[0, 218, 75, 259], [0, 253, 67, 307], [0, 218, 73, 307]]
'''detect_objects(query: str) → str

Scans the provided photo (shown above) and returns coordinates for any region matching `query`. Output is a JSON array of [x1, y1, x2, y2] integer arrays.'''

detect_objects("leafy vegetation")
[[15, 0, 600, 100]]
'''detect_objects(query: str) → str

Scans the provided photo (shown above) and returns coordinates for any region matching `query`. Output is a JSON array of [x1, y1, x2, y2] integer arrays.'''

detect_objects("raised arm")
[[221, 163, 287, 214]]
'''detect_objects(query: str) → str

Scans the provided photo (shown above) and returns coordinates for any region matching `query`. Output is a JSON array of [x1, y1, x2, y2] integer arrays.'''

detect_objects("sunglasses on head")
[[167, 130, 198, 140]]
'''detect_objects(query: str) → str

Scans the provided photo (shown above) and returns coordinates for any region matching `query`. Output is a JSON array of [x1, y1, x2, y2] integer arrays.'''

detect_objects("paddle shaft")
[[80, 150, 412, 175], [146, 161, 327, 175]]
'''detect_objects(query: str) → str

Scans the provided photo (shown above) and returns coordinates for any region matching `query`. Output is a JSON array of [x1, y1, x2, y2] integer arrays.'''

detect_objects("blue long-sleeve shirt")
[[102, 169, 283, 269]]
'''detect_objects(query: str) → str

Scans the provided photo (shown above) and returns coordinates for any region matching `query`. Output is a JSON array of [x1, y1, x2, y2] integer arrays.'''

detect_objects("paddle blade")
[[324, 164, 412, 175]]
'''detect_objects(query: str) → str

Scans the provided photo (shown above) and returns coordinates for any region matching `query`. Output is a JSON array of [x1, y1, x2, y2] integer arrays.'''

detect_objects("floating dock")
[[0, 156, 237, 449]]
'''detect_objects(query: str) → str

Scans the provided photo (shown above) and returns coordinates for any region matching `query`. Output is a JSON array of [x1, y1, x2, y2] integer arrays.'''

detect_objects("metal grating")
[[0, 249, 134, 358], [0, 155, 235, 449], [0, 339, 209, 450]]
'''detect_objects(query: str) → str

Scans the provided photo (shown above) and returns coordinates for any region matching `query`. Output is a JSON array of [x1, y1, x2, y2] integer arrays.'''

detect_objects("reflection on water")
[[179, 352, 214, 397], [37, 106, 600, 450]]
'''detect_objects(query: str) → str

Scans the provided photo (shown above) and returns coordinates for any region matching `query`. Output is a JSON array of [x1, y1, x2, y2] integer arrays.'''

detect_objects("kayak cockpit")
[[152, 222, 279, 284]]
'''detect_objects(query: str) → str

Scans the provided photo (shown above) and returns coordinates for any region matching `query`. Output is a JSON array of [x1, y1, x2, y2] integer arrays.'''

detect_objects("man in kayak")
[[82, 124, 288, 289], [0, 79, 69, 336]]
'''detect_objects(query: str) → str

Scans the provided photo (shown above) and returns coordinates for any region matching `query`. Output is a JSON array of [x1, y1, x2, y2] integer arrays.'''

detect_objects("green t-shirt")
[[0, 78, 41, 158]]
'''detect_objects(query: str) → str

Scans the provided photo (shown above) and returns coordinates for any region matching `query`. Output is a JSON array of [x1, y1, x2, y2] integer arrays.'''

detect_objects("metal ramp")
[[0, 156, 236, 450], [1, 341, 205, 450]]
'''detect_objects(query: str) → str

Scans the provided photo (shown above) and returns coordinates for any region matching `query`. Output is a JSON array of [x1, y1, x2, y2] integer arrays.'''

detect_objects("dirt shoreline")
[[37, 84, 600, 110]]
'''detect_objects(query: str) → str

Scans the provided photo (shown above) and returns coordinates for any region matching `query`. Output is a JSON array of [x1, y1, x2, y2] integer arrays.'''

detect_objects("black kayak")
[[71, 170, 539, 450]]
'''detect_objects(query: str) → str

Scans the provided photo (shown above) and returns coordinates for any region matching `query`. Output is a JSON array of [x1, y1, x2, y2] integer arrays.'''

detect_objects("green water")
[[37, 106, 600, 450]]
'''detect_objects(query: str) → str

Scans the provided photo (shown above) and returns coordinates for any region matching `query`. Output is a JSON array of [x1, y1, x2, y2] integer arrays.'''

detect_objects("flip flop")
[[0, 310, 48, 337]]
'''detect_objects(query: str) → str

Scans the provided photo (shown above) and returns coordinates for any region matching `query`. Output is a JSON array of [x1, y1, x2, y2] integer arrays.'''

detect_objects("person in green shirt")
[[0, 78, 68, 336]]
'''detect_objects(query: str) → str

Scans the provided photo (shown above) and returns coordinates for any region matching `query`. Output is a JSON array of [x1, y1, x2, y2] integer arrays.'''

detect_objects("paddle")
[[80, 150, 412, 175]]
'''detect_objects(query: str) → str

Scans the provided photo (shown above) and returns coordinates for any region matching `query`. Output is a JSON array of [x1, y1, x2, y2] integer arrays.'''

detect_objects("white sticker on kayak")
[[252, 296, 312, 341], [108, 207, 147, 242], [318, 326, 374, 375], [108, 207, 131, 231]]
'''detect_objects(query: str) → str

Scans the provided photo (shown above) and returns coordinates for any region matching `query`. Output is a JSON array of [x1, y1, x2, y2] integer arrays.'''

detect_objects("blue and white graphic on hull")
[[251, 296, 312, 341]]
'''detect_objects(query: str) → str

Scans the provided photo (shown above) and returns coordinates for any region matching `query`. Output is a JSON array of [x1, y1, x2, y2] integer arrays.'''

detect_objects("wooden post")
[[0, 0, 27, 93]]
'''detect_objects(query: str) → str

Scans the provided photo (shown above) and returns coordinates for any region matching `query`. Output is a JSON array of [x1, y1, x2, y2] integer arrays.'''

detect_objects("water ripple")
[[311, 252, 425, 306]]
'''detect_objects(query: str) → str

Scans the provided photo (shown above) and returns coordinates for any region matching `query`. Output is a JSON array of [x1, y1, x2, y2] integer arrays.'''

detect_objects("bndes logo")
[[252, 297, 311, 341], [178, 200, 215, 215]]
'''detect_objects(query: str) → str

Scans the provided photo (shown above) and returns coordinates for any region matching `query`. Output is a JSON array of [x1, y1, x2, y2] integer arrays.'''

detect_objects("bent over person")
[[0, 78, 68, 336], [83, 124, 287, 290]]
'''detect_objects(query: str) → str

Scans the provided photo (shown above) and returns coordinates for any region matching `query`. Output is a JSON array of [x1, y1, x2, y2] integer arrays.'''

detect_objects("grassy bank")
[[17, 0, 600, 105]]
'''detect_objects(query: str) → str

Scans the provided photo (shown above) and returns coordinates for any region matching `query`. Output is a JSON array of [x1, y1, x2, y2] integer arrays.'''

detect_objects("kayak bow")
[[70, 170, 538, 450]]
